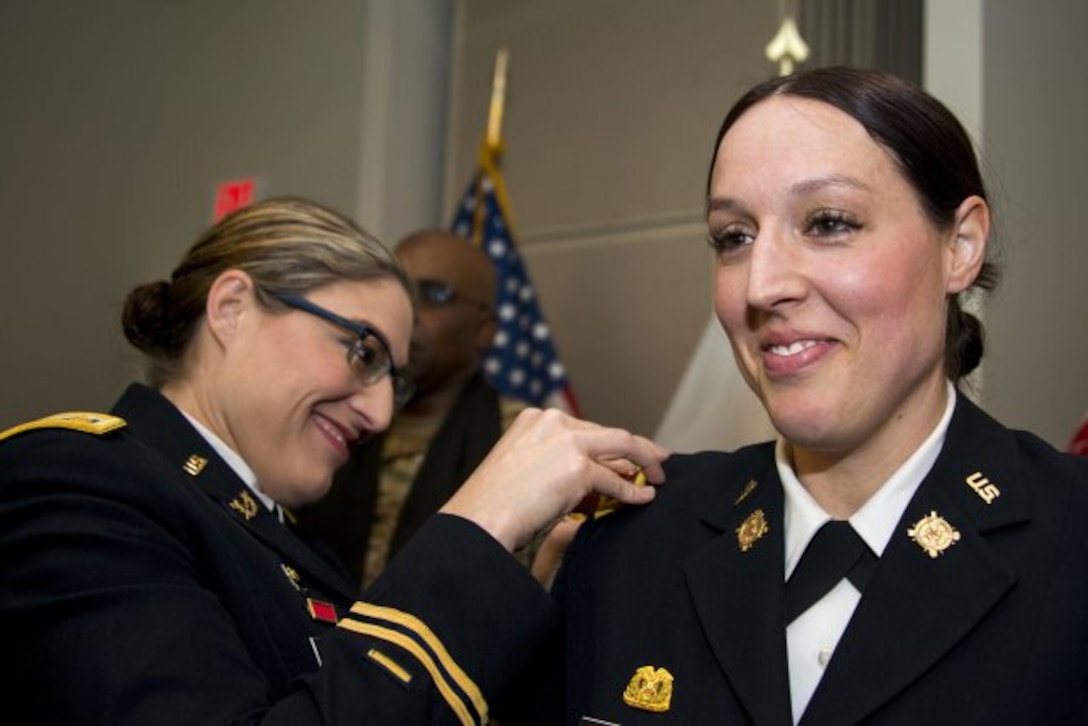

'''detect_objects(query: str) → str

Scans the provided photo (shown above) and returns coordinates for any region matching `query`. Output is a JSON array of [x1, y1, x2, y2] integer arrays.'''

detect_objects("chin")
[[766, 404, 841, 449], [284, 475, 335, 508]]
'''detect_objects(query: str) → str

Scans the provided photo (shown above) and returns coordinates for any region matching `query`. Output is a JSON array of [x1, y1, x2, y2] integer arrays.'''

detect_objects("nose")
[[347, 377, 395, 435], [744, 224, 806, 312]]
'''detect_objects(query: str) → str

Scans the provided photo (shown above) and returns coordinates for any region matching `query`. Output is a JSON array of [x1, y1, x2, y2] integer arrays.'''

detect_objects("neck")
[[789, 380, 950, 519]]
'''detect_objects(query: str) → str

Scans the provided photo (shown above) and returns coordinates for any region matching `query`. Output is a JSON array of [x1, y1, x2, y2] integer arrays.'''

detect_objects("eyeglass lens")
[[345, 339, 414, 406]]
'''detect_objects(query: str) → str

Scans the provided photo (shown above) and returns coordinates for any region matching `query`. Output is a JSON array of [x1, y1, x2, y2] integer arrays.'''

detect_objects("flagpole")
[[473, 48, 509, 245]]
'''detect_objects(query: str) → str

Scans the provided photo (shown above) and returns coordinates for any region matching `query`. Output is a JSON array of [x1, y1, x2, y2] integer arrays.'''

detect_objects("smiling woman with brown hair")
[[535, 67, 1088, 725]]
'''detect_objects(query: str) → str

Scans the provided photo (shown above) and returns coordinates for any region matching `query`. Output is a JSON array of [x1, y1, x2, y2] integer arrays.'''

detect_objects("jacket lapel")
[[113, 384, 357, 601], [684, 454, 794, 726], [801, 397, 1026, 725]]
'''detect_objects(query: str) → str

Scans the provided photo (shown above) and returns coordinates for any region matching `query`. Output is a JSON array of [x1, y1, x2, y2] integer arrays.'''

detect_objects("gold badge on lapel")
[[622, 665, 674, 713], [907, 511, 961, 558], [736, 508, 769, 552], [229, 490, 260, 521], [281, 564, 302, 591], [734, 479, 758, 506], [182, 454, 208, 476], [966, 471, 1001, 504]]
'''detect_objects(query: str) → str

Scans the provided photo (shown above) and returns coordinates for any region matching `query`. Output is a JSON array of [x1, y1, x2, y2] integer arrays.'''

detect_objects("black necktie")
[[785, 520, 877, 624]]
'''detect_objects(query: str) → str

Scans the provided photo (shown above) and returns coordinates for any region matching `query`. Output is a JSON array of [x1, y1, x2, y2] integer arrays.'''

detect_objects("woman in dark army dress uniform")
[[0, 196, 666, 725], [535, 67, 1088, 724]]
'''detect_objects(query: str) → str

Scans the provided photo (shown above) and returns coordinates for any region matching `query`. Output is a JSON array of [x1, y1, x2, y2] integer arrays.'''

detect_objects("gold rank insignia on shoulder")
[[0, 411, 126, 443], [736, 508, 769, 552], [623, 665, 674, 713], [907, 511, 961, 558], [229, 490, 260, 521], [573, 467, 648, 520]]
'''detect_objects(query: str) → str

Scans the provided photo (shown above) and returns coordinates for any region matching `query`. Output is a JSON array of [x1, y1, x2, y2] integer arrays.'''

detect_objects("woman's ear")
[[205, 270, 256, 347], [946, 195, 990, 294]]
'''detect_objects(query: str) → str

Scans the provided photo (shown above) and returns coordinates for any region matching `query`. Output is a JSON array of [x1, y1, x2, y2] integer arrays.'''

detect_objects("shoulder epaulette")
[[0, 412, 127, 443]]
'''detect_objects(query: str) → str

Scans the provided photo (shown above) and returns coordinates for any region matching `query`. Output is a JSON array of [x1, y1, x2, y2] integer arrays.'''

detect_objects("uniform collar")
[[780, 381, 957, 578], [180, 411, 282, 522]]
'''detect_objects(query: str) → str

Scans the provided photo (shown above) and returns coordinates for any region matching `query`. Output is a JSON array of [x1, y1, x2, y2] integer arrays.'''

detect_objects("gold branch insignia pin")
[[229, 490, 260, 521], [907, 511, 961, 558], [623, 665, 674, 713], [737, 509, 769, 552]]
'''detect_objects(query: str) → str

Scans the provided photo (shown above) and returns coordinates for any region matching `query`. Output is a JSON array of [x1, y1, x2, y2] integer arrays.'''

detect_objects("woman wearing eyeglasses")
[[296, 228, 533, 591], [0, 196, 666, 725]]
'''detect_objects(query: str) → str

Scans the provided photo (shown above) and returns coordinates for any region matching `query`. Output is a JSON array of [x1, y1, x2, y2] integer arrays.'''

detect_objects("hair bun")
[[121, 281, 174, 356]]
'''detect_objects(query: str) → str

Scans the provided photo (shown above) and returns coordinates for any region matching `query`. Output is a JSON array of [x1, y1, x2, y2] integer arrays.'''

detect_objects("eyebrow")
[[789, 174, 872, 196], [708, 174, 873, 214]]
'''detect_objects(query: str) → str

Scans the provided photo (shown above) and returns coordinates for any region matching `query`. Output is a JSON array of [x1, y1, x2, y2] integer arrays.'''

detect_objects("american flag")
[[450, 153, 581, 416]]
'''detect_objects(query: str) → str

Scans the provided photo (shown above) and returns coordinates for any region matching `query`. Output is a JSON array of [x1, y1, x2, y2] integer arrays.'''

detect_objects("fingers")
[[440, 407, 670, 553]]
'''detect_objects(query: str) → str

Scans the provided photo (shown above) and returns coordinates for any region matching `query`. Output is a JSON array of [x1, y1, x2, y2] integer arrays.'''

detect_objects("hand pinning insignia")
[[573, 466, 648, 519], [907, 511, 961, 558], [229, 491, 260, 521], [736, 508, 769, 552], [623, 665, 674, 713]]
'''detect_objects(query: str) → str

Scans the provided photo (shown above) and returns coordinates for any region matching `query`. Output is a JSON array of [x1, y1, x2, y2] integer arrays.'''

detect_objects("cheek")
[[838, 249, 948, 349], [713, 266, 748, 333]]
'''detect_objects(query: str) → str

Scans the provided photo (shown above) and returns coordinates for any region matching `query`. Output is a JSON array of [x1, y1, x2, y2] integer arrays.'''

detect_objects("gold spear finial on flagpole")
[[486, 48, 509, 150], [765, 2, 809, 77]]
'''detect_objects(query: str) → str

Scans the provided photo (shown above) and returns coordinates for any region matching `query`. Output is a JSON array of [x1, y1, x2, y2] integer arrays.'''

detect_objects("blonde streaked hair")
[[122, 196, 413, 387]]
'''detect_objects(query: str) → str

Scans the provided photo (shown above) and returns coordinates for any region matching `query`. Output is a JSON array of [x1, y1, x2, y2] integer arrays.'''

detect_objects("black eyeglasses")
[[266, 291, 415, 408], [416, 279, 491, 311]]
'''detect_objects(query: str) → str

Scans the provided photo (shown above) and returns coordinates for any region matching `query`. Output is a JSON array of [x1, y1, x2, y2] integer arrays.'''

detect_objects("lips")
[[312, 414, 357, 459], [760, 336, 834, 376]]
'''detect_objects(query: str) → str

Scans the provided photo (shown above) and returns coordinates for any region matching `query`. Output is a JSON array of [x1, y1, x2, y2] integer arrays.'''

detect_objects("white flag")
[[654, 317, 776, 453]]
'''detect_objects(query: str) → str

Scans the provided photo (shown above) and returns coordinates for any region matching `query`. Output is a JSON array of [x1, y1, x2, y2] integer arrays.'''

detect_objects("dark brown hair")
[[706, 66, 999, 380]]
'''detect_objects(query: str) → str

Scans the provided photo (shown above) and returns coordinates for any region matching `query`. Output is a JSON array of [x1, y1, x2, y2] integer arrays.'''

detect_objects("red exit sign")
[[213, 178, 259, 221]]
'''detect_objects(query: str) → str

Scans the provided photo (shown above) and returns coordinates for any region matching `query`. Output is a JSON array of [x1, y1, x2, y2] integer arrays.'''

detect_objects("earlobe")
[[947, 195, 990, 294], [205, 270, 256, 345], [475, 314, 499, 353]]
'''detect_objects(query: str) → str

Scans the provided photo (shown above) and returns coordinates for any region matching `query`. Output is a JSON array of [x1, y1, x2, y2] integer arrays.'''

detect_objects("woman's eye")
[[806, 210, 860, 237], [707, 226, 754, 253]]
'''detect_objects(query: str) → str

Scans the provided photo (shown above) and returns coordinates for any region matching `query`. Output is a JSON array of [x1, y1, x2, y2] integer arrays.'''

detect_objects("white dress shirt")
[[780, 382, 957, 723]]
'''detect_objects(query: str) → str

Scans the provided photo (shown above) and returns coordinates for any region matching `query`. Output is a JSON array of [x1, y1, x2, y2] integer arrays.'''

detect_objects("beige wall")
[[979, 0, 1088, 446], [0, 0, 449, 429]]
